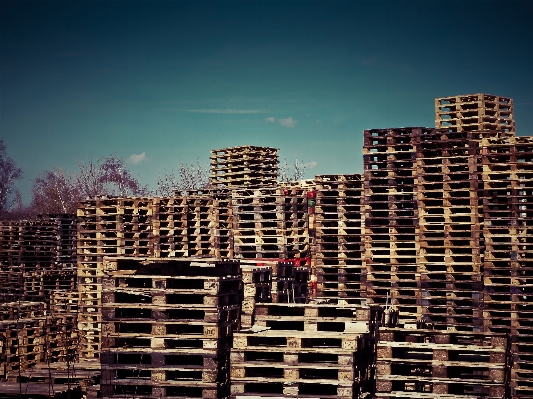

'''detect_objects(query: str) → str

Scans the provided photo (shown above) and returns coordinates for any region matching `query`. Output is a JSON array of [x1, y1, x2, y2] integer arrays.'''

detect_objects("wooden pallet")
[[376, 328, 511, 398]]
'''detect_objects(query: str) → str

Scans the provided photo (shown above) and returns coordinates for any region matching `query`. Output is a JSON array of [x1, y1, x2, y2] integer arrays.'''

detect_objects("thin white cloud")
[[129, 152, 147, 164], [279, 117, 297, 128], [359, 57, 376, 66], [265, 116, 276, 123], [303, 161, 318, 169], [177, 108, 262, 114]]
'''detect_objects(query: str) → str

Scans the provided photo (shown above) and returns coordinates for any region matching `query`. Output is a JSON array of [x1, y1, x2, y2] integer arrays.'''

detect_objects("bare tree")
[[99, 156, 147, 196], [78, 156, 147, 198], [76, 158, 104, 198], [3, 191, 33, 220], [31, 155, 147, 214], [0, 140, 23, 218], [31, 168, 80, 215], [155, 160, 210, 196], [278, 157, 308, 182]]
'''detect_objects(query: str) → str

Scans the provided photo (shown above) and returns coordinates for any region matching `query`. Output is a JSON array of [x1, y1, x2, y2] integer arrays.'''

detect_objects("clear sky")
[[1, 0, 532, 203]]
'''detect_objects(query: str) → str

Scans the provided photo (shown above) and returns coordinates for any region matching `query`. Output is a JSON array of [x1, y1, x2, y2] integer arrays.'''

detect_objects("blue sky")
[[1, 0, 532, 203]]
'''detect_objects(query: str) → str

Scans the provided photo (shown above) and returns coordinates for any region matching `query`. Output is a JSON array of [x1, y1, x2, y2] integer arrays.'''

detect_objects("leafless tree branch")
[[278, 157, 308, 182], [31, 168, 80, 215], [155, 159, 211, 196], [0, 140, 23, 218], [31, 155, 147, 214]]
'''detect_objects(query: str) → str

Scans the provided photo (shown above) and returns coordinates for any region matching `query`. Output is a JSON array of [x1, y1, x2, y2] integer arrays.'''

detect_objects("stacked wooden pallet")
[[152, 193, 234, 259], [363, 128, 426, 322], [19, 221, 57, 264], [0, 220, 59, 266], [435, 93, 515, 134], [0, 301, 79, 382], [232, 187, 309, 260], [0, 224, 21, 303], [20, 266, 76, 311], [240, 263, 273, 329], [49, 290, 79, 366], [0, 300, 45, 322], [45, 312, 79, 366], [1, 320, 45, 379], [416, 129, 484, 331], [0, 217, 77, 265], [0, 219, 77, 305], [100, 257, 241, 399], [187, 195, 216, 257], [0, 222, 21, 264], [152, 196, 189, 258], [0, 262, 22, 303], [76, 190, 308, 361], [78, 197, 154, 264], [375, 328, 511, 398], [37, 214, 78, 264], [210, 146, 279, 188], [232, 187, 287, 260], [77, 197, 115, 360], [481, 135, 533, 399], [283, 187, 310, 260], [50, 289, 79, 316], [212, 194, 234, 259], [230, 302, 384, 399], [121, 197, 154, 257], [77, 196, 155, 360], [314, 174, 365, 304], [271, 261, 309, 304]]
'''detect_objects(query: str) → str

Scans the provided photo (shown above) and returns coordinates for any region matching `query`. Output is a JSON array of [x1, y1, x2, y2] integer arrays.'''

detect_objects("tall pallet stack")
[[78, 193, 241, 360], [77, 197, 116, 360], [314, 174, 365, 304], [363, 128, 425, 322], [435, 93, 515, 134], [481, 135, 533, 399], [121, 197, 154, 257], [187, 195, 216, 257], [0, 220, 23, 302], [232, 187, 286, 259], [415, 129, 484, 331], [232, 187, 309, 260], [100, 257, 241, 399], [152, 196, 188, 258], [210, 146, 279, 188], [375, 328, 511, 398], [282, 186, 310, 261], [77, 196, 155, 360], [213, 193, 234, 259], [230, 302, 383, 399]]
